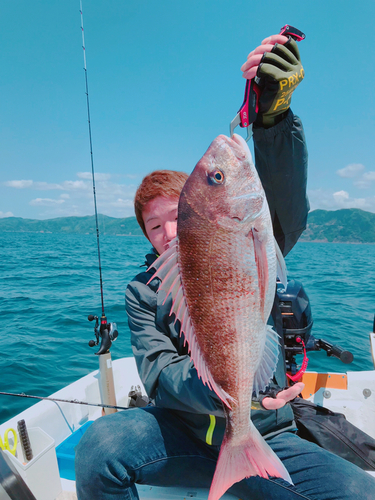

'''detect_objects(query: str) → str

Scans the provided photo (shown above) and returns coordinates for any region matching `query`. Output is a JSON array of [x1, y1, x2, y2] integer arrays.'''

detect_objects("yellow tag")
[[1, 428, 18, 456]]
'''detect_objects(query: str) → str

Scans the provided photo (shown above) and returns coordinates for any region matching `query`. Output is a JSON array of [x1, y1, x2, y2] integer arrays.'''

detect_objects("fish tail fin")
[[208, 425, 292, 500]]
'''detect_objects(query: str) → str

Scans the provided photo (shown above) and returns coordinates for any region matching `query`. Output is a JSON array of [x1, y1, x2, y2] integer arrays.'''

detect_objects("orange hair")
[[134, 170, 188, 238]]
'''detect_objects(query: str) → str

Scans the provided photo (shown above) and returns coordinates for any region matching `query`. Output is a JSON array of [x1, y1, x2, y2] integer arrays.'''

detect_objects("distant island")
[[299, 208, 375, 244], [1, 208, 375, 243], [0, 214, 144, 236]]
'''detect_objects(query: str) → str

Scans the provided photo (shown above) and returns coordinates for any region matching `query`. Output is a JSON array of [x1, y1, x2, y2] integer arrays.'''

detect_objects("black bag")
[[290, 397, 375, 471]]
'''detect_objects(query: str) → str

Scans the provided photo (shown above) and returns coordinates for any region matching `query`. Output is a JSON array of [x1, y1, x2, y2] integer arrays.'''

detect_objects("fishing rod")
[[0, 391, 127, 411], [79, 1, 118, 414], [79, 1, 118, 354], [0, 391, 148, 411], [80, 2, 104, 324]]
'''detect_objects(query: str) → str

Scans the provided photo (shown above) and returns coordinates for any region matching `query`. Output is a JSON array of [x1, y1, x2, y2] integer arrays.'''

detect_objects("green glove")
[[255, 39, 304, 128]]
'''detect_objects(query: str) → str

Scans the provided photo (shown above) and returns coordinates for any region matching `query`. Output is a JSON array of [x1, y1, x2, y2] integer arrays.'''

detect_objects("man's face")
[[143, 196, 179, 255]]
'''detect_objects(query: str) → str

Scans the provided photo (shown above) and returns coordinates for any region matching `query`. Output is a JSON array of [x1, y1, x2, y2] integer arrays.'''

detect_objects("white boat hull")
[[2, 344, 375, 499]]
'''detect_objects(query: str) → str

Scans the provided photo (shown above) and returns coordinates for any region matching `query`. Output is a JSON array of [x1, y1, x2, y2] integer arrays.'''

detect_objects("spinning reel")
[[88, 314, 118, 355]]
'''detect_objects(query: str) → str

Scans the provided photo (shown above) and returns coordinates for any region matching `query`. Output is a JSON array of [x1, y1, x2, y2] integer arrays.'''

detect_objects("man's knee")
[[75, 418, 110, 477], [75, 409, 152, 475]]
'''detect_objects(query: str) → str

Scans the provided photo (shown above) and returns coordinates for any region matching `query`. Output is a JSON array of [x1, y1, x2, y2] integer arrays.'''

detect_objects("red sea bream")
[[149, 134, 291, 500]]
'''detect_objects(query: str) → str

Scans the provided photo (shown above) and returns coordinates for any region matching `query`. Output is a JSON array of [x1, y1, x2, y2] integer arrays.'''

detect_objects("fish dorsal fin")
[[148, 237, 234, 409], [275, 238, 287, 289], [253, 325, 280, 396]]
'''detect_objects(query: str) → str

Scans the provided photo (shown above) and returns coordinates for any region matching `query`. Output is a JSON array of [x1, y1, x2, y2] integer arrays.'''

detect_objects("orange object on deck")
[[293, 372, 347, 399]]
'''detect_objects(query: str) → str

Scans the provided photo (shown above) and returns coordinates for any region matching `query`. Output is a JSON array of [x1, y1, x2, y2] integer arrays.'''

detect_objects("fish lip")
[[230, 133, 249, 154]]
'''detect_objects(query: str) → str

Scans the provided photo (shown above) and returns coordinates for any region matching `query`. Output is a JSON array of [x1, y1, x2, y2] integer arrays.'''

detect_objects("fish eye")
[[208, 169, 225, 185]]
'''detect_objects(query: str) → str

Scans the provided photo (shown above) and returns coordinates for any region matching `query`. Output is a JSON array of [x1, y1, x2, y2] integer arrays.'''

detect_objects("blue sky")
[[1, 0, 374, 220]]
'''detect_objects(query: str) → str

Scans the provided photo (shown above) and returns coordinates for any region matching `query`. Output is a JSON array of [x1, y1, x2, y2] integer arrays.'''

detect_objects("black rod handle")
[[317, 339, 354, 364]]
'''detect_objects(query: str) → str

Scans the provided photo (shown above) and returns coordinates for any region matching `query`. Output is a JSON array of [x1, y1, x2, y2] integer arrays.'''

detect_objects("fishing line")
[[80, 0, 105, 317], [51, 400, 75, 433]]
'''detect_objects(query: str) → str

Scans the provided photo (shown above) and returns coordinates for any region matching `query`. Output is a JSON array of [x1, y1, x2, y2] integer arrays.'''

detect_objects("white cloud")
[[0, 211, 14, 218], [335, 163, 375, 190], [3, 172, 139, 218], [308, 188, 375, 213], [34, 182, 64, 190], [112, 198, 134, 208], [333, 190, 349, 202], [354, 179, 371, 189], [363, 171, 375, 181], [77, 172, 111, 181], [352, 171, 375, 189], [4, 178, 91, 192], [5, 180, 33, 189], [62, 180, 91, 191], [336, 163, 365, 178], [4, 180, 64, 190], [30, 198, 65, 206]]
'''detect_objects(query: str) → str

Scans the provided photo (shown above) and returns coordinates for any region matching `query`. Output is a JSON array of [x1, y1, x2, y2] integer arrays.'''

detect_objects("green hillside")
[[0, 215, 143, 235], [1, 208, 375, 243], [300, 208, 375, 243]]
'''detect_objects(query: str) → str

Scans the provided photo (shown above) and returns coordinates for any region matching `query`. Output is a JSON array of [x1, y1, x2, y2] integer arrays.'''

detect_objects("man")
[[75, 34, 375, 499]]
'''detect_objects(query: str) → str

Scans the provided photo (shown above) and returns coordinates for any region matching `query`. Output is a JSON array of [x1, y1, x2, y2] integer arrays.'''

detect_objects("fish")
[[149, 133, 291, 500]]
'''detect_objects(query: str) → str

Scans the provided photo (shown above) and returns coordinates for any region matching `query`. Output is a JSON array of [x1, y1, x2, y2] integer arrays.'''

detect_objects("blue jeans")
[[75, 406, 375, 499]]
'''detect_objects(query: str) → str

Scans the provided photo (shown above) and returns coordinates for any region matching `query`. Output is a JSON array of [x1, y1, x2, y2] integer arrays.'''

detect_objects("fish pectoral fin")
[[253, 325, 280, 396], [148, 237, 186, 313], [250, 228, 269, 322], [147, 236, 234, 409], [275, 237, 287, 289]]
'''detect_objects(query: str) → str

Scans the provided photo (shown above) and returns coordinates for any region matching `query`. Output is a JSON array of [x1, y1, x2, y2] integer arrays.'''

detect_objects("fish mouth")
[[230, 134, 250, 157]]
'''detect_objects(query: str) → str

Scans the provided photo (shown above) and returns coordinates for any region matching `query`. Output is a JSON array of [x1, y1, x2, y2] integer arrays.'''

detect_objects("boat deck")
[[2, 342, 375, 499]]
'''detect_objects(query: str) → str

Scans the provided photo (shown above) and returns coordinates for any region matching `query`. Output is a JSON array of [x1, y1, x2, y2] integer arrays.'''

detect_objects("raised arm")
[[242, 34, 309, 255]]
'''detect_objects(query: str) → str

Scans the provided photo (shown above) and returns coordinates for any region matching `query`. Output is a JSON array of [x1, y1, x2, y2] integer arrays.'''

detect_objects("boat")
[[1, 322, 374, 500]]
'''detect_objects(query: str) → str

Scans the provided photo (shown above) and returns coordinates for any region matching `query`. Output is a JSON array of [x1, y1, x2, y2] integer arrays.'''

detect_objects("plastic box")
[[5, 427, 62, 500], [56, 420, 94, 480]]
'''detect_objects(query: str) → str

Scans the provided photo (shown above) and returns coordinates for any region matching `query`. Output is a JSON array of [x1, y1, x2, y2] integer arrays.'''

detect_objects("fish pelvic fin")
[[147, 237, 235, 409], [208, 425, 292, 500], [253, 325, 280, 396]]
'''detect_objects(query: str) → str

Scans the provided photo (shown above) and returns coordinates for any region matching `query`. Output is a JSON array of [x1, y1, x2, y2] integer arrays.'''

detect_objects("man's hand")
[[262, 382, 304, 410], [241, 34, 304, 128]]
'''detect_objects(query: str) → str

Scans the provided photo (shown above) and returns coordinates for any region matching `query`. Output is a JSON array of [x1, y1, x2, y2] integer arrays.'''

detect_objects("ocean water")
[[0, 232, 374, 424]]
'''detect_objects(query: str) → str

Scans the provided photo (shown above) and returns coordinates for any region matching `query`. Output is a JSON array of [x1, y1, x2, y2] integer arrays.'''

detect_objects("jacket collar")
[[144, 248, 158, 269]]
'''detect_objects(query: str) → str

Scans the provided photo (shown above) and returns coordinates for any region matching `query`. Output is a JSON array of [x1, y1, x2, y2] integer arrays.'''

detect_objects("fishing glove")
[[255, 38, 304, 128]]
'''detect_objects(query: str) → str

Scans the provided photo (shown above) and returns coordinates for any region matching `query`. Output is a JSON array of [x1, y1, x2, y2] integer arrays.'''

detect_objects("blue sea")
[[1, 232, 374, 424]]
